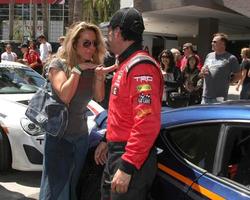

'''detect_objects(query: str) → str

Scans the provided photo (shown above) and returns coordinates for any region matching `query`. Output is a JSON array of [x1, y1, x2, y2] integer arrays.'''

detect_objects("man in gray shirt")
[[200, 32, 241, 104]]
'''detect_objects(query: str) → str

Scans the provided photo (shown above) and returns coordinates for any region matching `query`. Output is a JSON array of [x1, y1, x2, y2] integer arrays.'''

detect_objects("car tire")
[[0, 127, 12, 171]]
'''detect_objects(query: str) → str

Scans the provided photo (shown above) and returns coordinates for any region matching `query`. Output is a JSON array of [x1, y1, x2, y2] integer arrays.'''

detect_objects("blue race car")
[[151, 101, 250, 200], [83, 101, 250, 200]]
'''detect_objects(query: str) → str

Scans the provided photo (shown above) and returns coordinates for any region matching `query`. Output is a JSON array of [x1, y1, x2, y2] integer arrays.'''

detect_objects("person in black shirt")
[[236, 47, 250, 99], [101, 38, 116, 109], [158, 49, 182, 106]]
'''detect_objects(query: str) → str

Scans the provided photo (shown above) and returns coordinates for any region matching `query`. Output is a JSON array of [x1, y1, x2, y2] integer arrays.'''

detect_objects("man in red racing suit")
[[94, 7, 163, 200]]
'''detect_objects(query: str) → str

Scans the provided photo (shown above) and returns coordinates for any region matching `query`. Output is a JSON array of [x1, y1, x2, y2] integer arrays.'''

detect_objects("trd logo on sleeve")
[[134, 75, 153, 82]]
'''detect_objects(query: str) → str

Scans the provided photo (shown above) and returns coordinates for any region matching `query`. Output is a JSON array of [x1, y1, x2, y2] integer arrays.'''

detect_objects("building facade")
[[137, 0, 250, 60], [0, 1, 68, 43]]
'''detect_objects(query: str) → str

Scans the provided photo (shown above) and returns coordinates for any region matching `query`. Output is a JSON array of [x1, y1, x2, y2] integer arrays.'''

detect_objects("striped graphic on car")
[[158, 163, 225, 200]]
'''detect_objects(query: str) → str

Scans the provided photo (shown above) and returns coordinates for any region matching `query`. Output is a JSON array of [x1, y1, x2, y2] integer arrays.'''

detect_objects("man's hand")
[[102, 64, 119, 74], [111, 169, 131, 194], [94, 141, 108, 165], [199, 65, 209, 78]]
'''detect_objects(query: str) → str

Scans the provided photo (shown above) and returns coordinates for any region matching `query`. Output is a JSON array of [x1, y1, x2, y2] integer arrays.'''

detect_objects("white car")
[[0, 61, 106, 171], [0, 61, 46, 171]]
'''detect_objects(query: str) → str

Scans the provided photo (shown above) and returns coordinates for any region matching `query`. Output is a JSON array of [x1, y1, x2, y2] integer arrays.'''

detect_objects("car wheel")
[[0, 127, 12, 171]]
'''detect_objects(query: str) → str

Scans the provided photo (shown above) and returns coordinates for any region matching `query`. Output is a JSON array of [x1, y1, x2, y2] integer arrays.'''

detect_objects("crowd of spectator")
[[0, 34, 55, 77], [157, 33, 249, 106]]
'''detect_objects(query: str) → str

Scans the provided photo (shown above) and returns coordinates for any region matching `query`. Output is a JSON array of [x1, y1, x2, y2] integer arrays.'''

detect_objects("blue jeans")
[[39, 134, 89, 200], [240, 83, 250, 99]]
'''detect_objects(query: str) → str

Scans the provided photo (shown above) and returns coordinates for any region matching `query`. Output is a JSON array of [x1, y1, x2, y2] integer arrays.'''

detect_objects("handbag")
[[25, 82, 68, 138]]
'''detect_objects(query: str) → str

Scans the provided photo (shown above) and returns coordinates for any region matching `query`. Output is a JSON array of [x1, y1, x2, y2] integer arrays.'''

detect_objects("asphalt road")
[[0, 170, 41, 200]]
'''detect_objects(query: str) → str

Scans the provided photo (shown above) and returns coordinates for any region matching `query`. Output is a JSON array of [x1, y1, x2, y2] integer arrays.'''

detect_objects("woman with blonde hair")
[[39, 21, 106, 200], [236, 47, 250, 99]]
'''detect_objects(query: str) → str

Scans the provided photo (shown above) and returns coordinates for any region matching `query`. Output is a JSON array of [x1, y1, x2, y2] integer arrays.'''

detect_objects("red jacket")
[[25, 50, 42, 69], [107, 50, 163, 171], [180, 54, 203, 71]]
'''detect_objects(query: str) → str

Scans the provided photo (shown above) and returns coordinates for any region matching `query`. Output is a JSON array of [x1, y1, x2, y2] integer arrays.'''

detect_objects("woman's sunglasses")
[[82, 40, 98, 48]]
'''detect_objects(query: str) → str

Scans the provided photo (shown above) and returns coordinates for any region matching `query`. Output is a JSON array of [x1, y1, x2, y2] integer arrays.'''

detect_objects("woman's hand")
[[95, 64, 106, 77], [78, 62, 98, 71]]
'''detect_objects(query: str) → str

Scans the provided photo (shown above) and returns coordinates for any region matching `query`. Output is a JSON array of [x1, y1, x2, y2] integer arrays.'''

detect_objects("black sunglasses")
[[82, 40, 98, 48], [161, 55, 169, 58]]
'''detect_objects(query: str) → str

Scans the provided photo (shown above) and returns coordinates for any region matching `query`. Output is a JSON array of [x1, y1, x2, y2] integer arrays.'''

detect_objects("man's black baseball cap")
[[109, 7, 145, 35]]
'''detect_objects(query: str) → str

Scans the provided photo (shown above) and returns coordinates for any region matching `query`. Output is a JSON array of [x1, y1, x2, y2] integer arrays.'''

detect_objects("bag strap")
[[42, 81, 49, 90]]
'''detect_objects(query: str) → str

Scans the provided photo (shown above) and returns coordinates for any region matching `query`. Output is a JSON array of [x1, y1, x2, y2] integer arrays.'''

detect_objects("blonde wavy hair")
[[241, 47, 250, 59], [57, 21, 106, 69]]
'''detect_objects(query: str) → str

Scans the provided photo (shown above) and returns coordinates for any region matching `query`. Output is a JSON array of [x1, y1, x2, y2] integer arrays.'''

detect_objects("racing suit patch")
[[112, 86, 119, 95], [136, 84, 151, 92], [138, 94, 151, 104], [136, 108, 152, 118]]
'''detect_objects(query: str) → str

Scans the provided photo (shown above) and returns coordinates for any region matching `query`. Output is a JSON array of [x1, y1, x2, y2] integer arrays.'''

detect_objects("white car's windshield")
[[0, 66, 45, 94]]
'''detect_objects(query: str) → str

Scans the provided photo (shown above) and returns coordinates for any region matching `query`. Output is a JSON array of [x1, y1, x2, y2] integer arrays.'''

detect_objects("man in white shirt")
[[37, 34, 52, 64], [1, 44, 17, 62]]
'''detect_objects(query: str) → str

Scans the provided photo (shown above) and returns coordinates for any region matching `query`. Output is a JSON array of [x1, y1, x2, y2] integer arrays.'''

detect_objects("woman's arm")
[[236, 69, 246, 91], [49, 67, 81, 105], [93, 65, 105, 102]]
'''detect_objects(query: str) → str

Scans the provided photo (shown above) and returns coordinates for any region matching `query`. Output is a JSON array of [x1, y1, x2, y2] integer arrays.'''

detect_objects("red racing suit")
[[106, 50, 163, 172]]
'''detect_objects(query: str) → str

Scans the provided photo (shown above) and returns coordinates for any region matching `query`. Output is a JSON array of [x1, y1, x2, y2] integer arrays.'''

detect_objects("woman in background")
[[181, 55, 203, 105], [158, 49, 182, 106]]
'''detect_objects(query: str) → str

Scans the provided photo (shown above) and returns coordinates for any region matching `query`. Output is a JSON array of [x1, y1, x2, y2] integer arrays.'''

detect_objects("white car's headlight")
[[20, 117, 44, 136]]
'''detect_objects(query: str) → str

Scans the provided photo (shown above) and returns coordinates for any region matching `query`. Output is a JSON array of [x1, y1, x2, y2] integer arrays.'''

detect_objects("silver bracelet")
[[71, 67, 81, 75]]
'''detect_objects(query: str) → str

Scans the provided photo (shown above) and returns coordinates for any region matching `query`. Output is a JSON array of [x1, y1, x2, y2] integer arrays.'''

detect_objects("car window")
[[225, 127, 250, 189], [0, 66, 45, 94], [165, 124, 221, 172]]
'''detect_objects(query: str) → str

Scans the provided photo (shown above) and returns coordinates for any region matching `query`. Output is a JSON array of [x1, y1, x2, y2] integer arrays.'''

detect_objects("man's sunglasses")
[[82, 40, 98, 48]]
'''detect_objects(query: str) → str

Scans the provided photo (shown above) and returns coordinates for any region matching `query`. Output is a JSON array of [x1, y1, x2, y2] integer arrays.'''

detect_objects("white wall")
[[143, 35, 153, 55], [165, 39, 179, 50]]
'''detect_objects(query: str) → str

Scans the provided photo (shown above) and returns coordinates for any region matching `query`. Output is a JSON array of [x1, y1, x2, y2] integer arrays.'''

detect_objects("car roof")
[[161, 100, 250, 128], [0, 61, 28, 68]]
